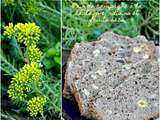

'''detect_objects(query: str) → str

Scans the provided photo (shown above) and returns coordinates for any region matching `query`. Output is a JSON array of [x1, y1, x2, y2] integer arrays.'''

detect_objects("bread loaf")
[[63, 32, 159, 119]]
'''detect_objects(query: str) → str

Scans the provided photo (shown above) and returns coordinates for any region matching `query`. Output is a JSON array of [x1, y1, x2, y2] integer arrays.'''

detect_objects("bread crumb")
[[153, 101, 159, 107], [99, 91, 105, 97], [103, 47, 107, 50], [133, 47, 141, 53], [148, 94, 156, 99], [93, 49, 100, 57], [83, 89, 90, 96], [99, 91, 103, 95], [140, 44, 146, 48], [91, 74, 97, 79], [143, 54, 149, 59], [75, 44, 80, 48], [157, 58, 160, 64], [123, 64, 130, 70], [96, 69, 106, 76], [68, 62, 72, 68], [106, 110, 112, 116], [92, 84, 99, 90]]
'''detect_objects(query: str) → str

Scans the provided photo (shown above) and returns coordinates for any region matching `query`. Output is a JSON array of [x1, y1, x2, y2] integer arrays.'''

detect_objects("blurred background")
[[62, 0, 159, 48]]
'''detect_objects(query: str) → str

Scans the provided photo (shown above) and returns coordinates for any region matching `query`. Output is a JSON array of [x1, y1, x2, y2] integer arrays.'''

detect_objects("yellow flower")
[[27, 45, 42, 62], [3, 22, 40, 46], [137, 99, 148, 108], [14, 23, 40, 46], [8, 63, 43, 101], [27, 96, 46, 117], [3, 23, 15, 39]]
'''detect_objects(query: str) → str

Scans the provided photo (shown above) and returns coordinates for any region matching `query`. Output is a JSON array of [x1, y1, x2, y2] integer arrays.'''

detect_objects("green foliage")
[[0, 52, 18, 76], [30, 75, 61, 119], [113, 16, 141, 37], [40, 77, 61, 114], [3, 0, 15, 6], [62, 0, 159, 48], [1, 0, 61, 119], [43, 42, 61, 71], [140, 0, 159, 38]]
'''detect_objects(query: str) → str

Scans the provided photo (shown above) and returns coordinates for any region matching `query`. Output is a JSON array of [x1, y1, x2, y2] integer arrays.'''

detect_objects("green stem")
[[147, 25, 159, 35], [140, 13, 155, 27], [13, 38, 26, 62], [0, 56, 18, 76], [144, 27, 150, 38], [39, 3, 60, 15]]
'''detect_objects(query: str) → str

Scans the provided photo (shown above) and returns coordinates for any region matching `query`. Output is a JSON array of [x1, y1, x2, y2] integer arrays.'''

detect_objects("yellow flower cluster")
[[4, 22, 40, 46], [3, 23, 15, 39], [4, 22, 42, 63], [27, 45, 42, 62], [27, 96, 46, 117], [14, 23, 40, 46], [8, 63, 43, 101], [5, 22, 45, 117]]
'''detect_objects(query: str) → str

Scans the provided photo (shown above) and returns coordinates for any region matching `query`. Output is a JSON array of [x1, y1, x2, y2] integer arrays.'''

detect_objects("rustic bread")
[[72, 60, 159, 119], [63, 32, 159, 119], [92, 70, 159, 120], [63, 32, 156, 99]]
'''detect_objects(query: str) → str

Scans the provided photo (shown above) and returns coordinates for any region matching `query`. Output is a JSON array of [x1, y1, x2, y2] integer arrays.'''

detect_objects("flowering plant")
[[3, 23, 60, 118], [1, 1, 60, 119]]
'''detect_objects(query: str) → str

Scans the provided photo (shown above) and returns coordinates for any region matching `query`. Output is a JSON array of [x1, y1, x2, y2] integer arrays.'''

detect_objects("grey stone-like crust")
[[63, 32, 159, 120]]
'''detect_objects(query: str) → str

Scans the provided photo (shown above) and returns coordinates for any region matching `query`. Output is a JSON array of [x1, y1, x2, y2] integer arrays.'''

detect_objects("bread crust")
[[63, 39, 104, 100], [63, 44, 76, 100], [144, 112, 160, 120], [63, 40, 106, 119], [73, 82, 103, 120]]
